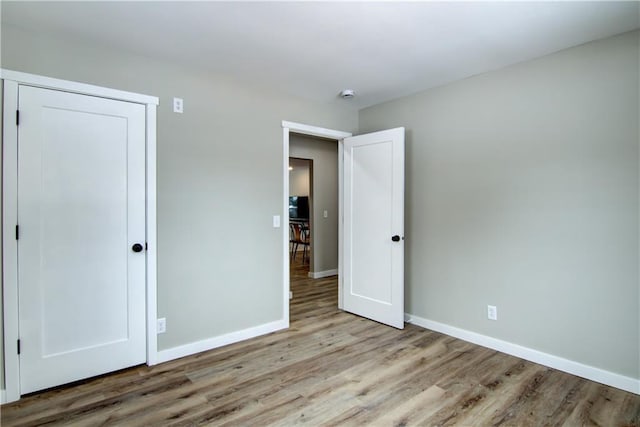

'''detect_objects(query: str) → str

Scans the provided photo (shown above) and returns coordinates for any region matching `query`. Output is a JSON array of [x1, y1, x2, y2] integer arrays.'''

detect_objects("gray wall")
[[289, 160, 310, 197], [290, 135, 339, 274], [1, 24, 358, 353], [360, 31, 639, 379]]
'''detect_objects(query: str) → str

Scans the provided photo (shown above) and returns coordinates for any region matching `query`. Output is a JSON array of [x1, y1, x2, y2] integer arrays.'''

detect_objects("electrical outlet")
[[157, 317, 167, 334], [173, 97, 183, 113], [323, 210, 328, 218], [487, 305, 497, 321]]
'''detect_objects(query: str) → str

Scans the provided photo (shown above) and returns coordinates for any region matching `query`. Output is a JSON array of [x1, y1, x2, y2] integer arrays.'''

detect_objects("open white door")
[[343, 127, 404, 329], [17, 85, 147, 394]]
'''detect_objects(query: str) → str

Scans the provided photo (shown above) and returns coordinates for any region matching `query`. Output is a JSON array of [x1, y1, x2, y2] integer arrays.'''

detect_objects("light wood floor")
[[2, 257, 639, 426]]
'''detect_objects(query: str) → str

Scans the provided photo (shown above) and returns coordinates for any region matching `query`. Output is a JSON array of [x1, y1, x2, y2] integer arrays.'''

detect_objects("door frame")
[[1, 69, 159, 403], [281, 121, 352, 321]]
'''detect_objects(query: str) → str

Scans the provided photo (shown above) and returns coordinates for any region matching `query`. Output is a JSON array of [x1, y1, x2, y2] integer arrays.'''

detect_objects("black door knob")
[[132, 243, 144, 253], [391, 235, 401, 242]]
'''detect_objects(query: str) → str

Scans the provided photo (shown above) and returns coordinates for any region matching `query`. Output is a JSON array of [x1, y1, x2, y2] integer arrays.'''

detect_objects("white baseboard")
[[308, 269, 338, 279], [156, 319, 288, 364], [405, 313, 640, 395]]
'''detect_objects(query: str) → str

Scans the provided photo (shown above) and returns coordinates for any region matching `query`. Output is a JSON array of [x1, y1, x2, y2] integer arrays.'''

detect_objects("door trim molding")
[[2, 79, 20, 404], [145, 104, 159, 367], [282, 121, 351, 141], [1, 69, 158, 403], [0, 69, 158, 105], [281, 121, 352, 319]]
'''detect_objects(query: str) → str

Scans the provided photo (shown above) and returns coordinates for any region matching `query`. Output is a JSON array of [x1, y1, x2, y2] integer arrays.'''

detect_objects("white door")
[[17, 86, 147, 394], [343, 128, 405, 329]]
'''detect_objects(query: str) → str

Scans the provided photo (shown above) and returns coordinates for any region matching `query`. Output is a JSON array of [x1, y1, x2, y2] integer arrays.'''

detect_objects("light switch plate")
[[173, 97, 183, 113]]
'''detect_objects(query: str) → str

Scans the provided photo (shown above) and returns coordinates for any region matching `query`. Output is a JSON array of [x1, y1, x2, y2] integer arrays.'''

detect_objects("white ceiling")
[[3, 1, 639, 109]]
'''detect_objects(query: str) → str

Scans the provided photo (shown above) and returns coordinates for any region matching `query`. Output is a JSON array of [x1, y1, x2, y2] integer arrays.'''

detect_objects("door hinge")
[[17, 339, 21, 355], [145, 242, 148, 251], [15, 225, 19, 240], [16, 110, 19, 126]]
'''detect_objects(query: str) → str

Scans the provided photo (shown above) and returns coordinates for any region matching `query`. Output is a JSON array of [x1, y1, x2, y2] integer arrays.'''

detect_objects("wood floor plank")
[[1, 257, 638, 426], [258, 344, 442, 425]]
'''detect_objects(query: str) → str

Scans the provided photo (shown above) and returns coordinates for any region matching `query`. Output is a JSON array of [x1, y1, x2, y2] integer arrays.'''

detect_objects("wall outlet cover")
[[173, 97, 183, 113]]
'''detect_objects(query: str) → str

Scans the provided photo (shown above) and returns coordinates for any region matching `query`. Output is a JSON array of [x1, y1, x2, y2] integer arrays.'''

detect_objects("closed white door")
[[18, 86, 147, 394], [343, 128, 405, 329]]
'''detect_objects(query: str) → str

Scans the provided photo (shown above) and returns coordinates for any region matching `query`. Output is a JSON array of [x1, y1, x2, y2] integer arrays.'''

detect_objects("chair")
[[290, 222, 310, 263]]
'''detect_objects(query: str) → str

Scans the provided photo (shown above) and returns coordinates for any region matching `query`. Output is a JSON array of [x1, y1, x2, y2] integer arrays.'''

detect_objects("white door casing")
[[343, 128, 405, 329], [17, 86, 147, 394]]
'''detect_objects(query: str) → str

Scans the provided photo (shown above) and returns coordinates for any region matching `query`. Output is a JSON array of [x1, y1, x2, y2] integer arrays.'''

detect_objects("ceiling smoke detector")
[[339, 89, 355, 99]]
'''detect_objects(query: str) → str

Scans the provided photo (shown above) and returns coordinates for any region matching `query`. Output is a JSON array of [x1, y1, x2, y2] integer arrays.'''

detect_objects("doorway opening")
[[282, 121, 406, 331], [289, 157, 313, 275], [281, 122, 352, 326], [288, 136, 338, 322]]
